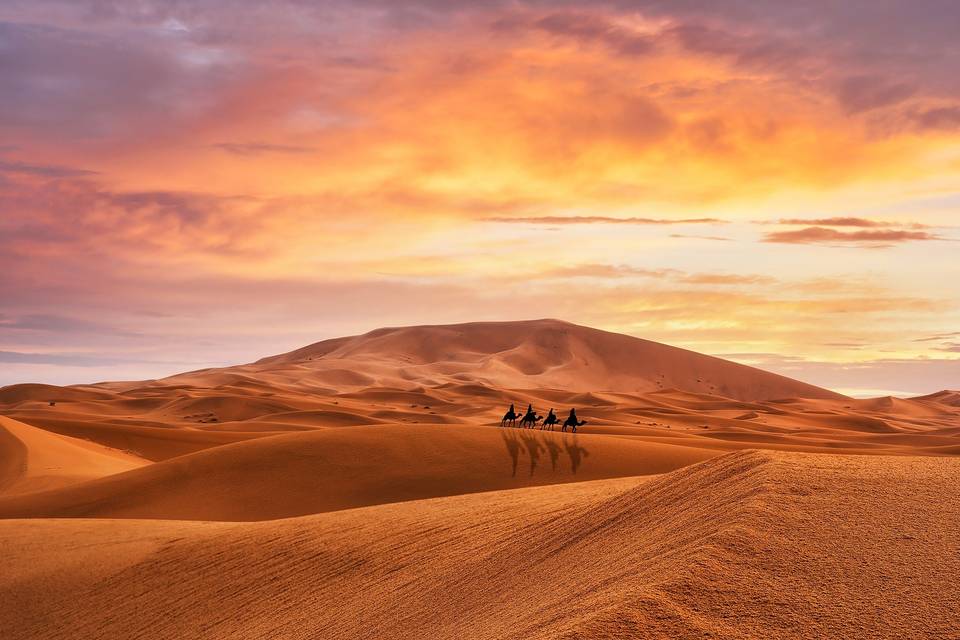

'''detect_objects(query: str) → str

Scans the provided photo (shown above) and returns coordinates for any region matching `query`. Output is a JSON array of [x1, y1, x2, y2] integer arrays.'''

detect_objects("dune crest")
[[253, 319, 843, 401], [1, 320, 959, 639], [0, 425, 716, 521], [0, 416, 148, 496], [3, 451, 959, 639]]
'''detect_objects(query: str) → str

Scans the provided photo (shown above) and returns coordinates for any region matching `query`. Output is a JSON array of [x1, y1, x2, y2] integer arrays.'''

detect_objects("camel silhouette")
[[520, 412, 542, 428], [562, 408, 587, 433], [540, 408, 559, 431], [501, 404, 522, 428], [519, 404, 541, 428]]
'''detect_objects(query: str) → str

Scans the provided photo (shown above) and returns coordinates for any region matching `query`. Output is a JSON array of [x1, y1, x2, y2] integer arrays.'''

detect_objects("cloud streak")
[[775, 217, 928, 229], [763, 227, 945, 247], [484, 216, 725, 225]]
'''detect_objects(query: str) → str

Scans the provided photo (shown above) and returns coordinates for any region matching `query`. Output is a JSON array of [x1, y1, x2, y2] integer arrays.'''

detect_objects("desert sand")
[[1, 319, 959, 639]]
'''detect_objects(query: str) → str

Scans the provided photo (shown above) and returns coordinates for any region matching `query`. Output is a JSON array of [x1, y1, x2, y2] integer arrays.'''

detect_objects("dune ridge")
[[0, 416, 147, 496], [1, 320, 959, 639], [0, 425, 717, 521], [3, 450, 959, 639], [252, 319, 844, 401]]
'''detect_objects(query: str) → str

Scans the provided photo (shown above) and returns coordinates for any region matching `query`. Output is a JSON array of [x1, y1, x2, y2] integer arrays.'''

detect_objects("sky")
[[1, 0, 959, 396]]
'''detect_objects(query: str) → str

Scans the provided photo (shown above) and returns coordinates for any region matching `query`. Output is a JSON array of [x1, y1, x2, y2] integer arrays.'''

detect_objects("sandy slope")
[[253, 319, 843, 400], [3, 450, 959, 640], [1, 320, 959, 639], [0, 425, 716, 520], [0, 416, 147, 496], [3, 321, 957, 462]]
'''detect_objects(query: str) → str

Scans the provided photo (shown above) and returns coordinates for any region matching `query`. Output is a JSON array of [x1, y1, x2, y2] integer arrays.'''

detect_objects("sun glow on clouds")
[[1, 0, 959, 393]]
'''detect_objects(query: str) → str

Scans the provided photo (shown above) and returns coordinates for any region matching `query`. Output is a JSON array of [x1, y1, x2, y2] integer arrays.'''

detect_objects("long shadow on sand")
[[563, 434, 589, 474], [519, 431, 545, 476], [500, 429, 590, 477], [501, 429, 521, 477]]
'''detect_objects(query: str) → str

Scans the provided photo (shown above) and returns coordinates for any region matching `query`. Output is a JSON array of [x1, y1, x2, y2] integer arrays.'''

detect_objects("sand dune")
[[3, 321, 956, 461], [3, 450, 959, 639], [0, 425, 716, 521], [253, 319, 843, 401], [1, 320, 959, 638], [0, 416, 147, 496]]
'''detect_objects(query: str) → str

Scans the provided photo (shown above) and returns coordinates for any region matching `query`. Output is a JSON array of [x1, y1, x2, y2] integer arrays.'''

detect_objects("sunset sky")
[[2, 1, 959, 395]]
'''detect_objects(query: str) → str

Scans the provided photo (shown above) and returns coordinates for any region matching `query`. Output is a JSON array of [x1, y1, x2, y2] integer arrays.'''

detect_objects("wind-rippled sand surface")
[[2, 321, 959, 638], [3, 451, 959, 639]]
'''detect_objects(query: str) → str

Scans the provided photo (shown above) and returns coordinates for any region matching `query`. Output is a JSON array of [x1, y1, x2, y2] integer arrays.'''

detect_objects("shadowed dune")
[[2, 451, 959, 639], [0, 416, 148, 496], [0, 425, 716, 521]]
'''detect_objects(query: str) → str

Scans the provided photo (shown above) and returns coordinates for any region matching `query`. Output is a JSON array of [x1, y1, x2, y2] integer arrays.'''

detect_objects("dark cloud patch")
[[531, 11, 656, 56], [0, 170, 264, 263], [910, 105, 960, 131], [0, 20, 240, 141], [0, 159, 98, 178], [667, 22, 806, 73], [833, 75, 915, 114]]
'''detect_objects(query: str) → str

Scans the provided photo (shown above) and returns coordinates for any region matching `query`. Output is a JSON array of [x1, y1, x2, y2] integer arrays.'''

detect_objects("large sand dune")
[[1, 320, 959, 638], [0, 416, 147, 496], [3, 451, 959, 639], [0, 425, 716, 521], [253, 319, 843, 400]]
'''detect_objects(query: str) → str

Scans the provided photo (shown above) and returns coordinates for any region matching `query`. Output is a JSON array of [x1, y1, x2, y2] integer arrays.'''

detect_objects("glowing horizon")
[[1, 1, 959, 396]]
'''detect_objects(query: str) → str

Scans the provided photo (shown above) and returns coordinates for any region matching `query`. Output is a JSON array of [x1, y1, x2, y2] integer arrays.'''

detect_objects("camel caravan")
[[500, 404, 587, 432]]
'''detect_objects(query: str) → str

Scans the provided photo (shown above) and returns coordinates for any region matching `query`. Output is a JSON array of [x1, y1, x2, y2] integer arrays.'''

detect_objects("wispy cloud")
[[0, 160, 97, 178], [763, 227, 944, 247], [484, 216, 725, 225], [212, 142, 315, 156], [669, 234, 733, 242], [775, 217, 928, 229], [0, 351, 126, 367], [914, 331, 960, 343]]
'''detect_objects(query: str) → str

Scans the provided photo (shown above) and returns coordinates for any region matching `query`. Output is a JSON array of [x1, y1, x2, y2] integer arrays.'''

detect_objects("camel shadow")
[[519, 430, 545, 476], [502, 429, 591, 477], [501, 429, 521, 477], [544, 436, 562, 472], [563, 434, 590, 474]]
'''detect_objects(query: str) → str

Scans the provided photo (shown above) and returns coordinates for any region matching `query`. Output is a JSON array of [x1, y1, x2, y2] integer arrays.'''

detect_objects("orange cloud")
[[484, 216, 724, 225], [763, 227, 944, 247]]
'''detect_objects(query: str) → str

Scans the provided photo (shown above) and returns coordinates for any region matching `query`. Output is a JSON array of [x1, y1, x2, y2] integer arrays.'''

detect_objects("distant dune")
[[1, 319, 959, 639], [253, 319, 844, 401]]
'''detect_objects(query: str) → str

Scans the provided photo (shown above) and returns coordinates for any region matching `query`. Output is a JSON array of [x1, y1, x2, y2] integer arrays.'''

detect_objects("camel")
[[540, 409, 559, 431], [501, 404, 522, 428], [520, 411, 542, 429], [562, 409, 587, 433], [517, 404, 538, 429]]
